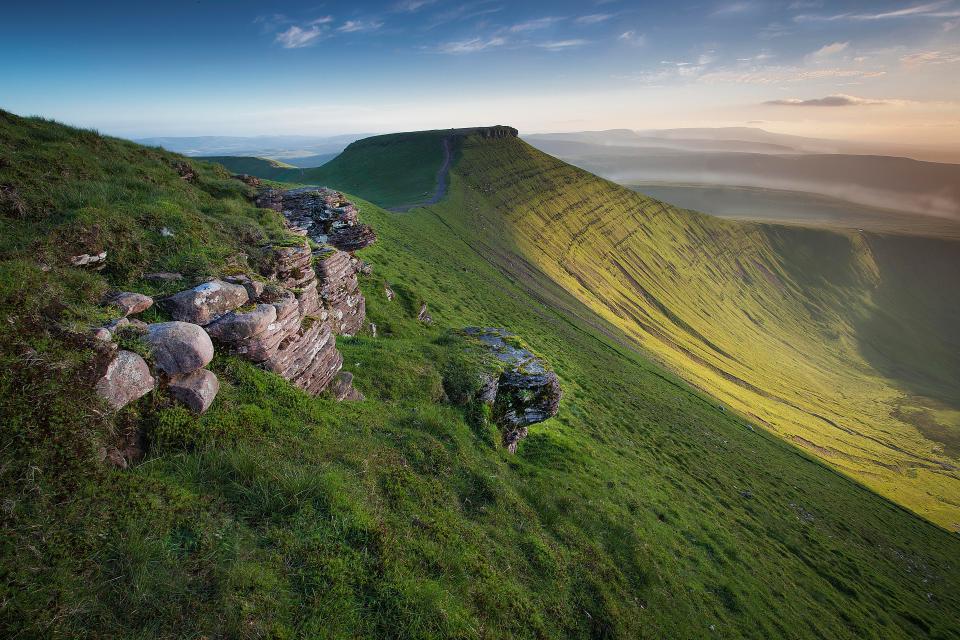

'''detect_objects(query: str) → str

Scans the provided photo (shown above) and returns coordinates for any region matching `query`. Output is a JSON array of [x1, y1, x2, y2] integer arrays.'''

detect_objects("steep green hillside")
[[3, 112, 960, 638], [294, 132, 960, 530]]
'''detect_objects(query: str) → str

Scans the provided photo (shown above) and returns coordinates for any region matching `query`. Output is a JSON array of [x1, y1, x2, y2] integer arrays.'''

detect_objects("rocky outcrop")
[[255, 187, 377, 253], [94, 349, 156, 411], [254, 187, 376, 337], [462, 327, 562, 453], [206, 239, 349, 396], [159, 279, 249, 326], [313, 247, 365, 335]]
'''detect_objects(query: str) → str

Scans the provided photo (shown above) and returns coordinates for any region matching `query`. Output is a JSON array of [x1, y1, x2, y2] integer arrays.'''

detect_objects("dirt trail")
[[390, 136, 453, 212]]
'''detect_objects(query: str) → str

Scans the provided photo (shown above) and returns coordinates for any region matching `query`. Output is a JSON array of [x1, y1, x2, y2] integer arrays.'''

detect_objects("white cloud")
[[901, 50, 960, 66], [436, 36, 507, 54], [538, 39, 589, 51], [576, 13, 614, 24], [618, 30, 646, 46], [509, 17, 564, 32], [275, 25, 329, 48], [795, 1, 960, 22], [809, 41, 849, 60], [338, 20, 384, 33], [698, 65, 886, 84], [394, 0, 439, 12]]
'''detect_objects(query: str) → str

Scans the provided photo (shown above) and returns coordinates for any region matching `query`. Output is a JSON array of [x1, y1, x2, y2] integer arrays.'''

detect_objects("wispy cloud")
[[275, 25, 330, 48], [618, 30, 645, 46], [764, 94, 888, 107], [394, 0, 439, 12], [699, 65, 886, 84], [338, 20, 384, 33], [436, 36, 507, 54], [509, 17, 564, 32], [424, 3, 505, 30], [795, 1, 960, 22], [576, 13, 614, 24], [538, 39, 589, 51], [713, 1, 757, 15], [902, 50, 960, 66], [808, 41, 849, 60]]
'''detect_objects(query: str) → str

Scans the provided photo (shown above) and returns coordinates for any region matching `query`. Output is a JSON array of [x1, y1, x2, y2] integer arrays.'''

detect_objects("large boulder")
[[159, 279, 249, 326], [462, 327, 562, 453], [205, 304, 277, 341], [168, 369, 220, 414], [94, 350, 156, 410], [145, 321, 214, 375], [103, 291, 153, 317]]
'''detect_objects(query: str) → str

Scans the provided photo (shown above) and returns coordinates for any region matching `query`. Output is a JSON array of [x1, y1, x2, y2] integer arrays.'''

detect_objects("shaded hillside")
[[2, 112, 960, 638], [310, 131, 960, 530]]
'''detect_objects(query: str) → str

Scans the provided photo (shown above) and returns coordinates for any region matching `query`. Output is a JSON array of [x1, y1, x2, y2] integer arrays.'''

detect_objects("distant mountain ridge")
[[524, 132, 960, 221]]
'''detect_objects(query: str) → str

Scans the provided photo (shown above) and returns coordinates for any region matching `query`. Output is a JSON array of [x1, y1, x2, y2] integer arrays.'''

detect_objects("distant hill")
[[135, 133, 366, 158], [524, 135, 960, 221], [528, 127, 960, 163]]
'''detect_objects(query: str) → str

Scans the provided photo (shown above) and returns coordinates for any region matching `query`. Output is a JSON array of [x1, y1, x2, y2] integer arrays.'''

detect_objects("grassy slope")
[[395, 135, 959, 530], [289, 133, 960, 528], [2, 112, 960, 638]]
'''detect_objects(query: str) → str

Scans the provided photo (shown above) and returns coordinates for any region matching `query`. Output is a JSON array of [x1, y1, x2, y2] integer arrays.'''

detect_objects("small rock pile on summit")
[[461, 327, 562, 453]]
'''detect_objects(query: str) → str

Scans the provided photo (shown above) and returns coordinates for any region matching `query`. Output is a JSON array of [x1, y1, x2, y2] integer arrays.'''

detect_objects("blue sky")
[[2, 1, 959, 143]]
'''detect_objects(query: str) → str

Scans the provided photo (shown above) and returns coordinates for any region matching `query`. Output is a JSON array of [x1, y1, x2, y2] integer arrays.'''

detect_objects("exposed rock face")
[[168, 369, 220, 414], [94, 350, 156, 410], [145, 321, 215, 376], [103, 291, 153, 317], [463, 327, 562, 453], [384, 283, 395, 301], [208, 240, 348, 395], [159, 279, 249, 326], [256, 187, 377, 253], [313, 247, 365, 335], [255, 187, 375, 337]]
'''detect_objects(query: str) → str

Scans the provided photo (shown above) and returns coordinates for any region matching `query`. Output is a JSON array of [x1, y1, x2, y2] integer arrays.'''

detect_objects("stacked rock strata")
[[205, 243, 346, 395], [462, 327, 563, 453], [255, 187, 376, 337]]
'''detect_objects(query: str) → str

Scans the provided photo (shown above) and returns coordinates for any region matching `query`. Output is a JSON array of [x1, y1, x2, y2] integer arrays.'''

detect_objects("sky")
[[2, 0, 959, 145]]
